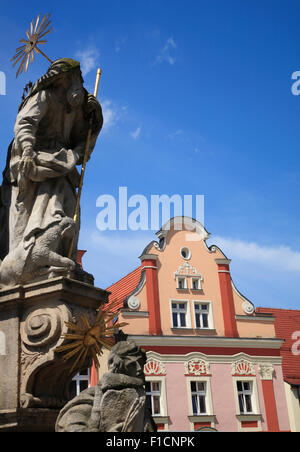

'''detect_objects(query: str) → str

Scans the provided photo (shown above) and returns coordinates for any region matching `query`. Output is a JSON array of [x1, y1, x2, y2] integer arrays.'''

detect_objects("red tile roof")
[[256, 307, 300, 385], [105, 266, 142, 313]]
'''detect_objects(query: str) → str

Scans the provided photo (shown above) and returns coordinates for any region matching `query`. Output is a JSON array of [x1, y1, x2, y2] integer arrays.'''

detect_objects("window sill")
[[236, 413, 261, 421], [188, 415, 215, 423], [171, 327, 193, 331], [152, 416, 169, 424]]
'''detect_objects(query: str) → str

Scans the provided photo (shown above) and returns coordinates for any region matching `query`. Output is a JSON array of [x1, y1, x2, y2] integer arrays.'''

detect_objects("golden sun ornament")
[[11, 13, 53, 77], [55, 301, 128, 374]]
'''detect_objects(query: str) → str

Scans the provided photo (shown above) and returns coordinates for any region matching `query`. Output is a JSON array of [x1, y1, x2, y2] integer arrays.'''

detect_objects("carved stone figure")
[[55, 340, 156, 432], [0, 58, 103, 288]]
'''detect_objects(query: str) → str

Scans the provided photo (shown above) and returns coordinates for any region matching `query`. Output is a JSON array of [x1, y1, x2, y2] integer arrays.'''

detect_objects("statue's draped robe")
[[1, 88, 99, 268], [55, 373, 156, 432]]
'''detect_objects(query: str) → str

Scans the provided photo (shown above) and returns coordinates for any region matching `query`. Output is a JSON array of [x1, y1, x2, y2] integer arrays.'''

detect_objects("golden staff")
[[67, 68, 102, 259]]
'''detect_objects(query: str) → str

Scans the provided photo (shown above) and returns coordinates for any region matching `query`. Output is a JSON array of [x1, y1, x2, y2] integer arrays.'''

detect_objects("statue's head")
[[107, 340, 147, 380], [19, 58, 86, 111], [50, 59, 85, 108]]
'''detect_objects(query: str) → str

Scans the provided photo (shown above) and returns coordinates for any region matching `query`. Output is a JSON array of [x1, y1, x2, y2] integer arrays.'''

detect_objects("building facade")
[[93, 217, 291, 432], [256, 307, 300, 432]]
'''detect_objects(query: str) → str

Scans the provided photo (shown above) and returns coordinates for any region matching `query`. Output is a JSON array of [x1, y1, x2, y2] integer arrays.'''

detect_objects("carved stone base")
[[0, 277, 109, 432]]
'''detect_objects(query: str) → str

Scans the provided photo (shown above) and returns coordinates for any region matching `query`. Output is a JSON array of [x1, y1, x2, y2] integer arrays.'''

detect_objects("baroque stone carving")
[[55, 340, 156, 432], [144, 359, 166, 376], [232, 359, 256, 376], [184, 359, 210, 376], [258, 364, 274, 381], [19, 301, 73, 408], [0, 58, 103, 288], [19, 298, 98, 410]]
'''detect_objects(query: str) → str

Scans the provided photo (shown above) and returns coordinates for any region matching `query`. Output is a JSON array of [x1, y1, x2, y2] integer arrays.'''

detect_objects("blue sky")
[[0, 0, 300, 310]]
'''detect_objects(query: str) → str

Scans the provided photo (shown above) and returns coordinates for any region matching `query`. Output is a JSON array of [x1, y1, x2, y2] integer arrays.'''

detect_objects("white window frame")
[[145, 380, 162, 416], [233, 377, 259, 415], [71, 368, 90, 396], [176, 276, 187, 290], [193, 301, 214, 330], [191, 277, 202, 291], [170, 299, 191, 329], [145, 376, 169, 429], [190, 381, 207, 415], [232, 377, 262, 432], [236, 380, 254, 414], [186, 376, 215, 430]]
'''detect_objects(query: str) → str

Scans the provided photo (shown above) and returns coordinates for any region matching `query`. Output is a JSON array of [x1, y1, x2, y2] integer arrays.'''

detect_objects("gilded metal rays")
[[55, 301, 128, 374], [11, 13, 53, 77]]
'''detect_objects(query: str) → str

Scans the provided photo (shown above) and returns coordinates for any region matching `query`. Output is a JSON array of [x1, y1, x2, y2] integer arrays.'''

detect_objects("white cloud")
[[210, 236, 300, 273], [75, 47, 99, 77], [130, 126, 141, 140], [101, 100, 119, 131], [156, 37, 177, 66]]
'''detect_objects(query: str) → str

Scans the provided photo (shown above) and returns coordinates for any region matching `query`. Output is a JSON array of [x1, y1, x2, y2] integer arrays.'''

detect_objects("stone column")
[[0, 277, 109, 432]]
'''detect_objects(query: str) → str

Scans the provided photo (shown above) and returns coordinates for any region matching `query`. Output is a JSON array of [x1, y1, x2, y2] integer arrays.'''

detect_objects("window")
[[146, 381, 162, 416], [194, 303, 210, 329], [177, 277, 187, 289], [180, 247, 191, 260], [190, 381, 207, 415], [192, 278, 201, 290], [69, 368, 90, 399], [237, 381, 253, 414], [171, 302, 188, 328]]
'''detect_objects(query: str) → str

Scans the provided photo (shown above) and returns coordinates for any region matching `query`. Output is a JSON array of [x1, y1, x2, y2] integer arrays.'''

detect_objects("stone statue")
[[0, 58, 103, 288], [55, 341, 157, 432]]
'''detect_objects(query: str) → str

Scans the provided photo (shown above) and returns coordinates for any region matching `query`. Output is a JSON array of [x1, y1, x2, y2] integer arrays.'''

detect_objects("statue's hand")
[[86, 94, 103, 133], [86, 94, 100, 114], [20, 156, 36, 179]]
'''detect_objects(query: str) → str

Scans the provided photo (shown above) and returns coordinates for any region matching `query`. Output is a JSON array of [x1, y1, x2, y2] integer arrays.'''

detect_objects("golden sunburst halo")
[[11, 13, 53, 77], [55, 300, 128, 375]]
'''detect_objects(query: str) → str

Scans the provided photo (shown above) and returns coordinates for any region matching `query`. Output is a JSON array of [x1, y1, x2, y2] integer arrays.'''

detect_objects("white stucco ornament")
[[242, 300, 255, 315], [127, 296, 141, 310], [259, 364, 274, 381], [184, 359, 210, 376]]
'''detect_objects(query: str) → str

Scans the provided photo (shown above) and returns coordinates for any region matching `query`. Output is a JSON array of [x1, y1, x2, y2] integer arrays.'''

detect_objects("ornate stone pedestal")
[[0, 277, 109, 432]]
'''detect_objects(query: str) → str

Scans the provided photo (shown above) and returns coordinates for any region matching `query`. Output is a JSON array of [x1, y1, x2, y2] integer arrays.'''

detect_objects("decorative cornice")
[[139, 254, 158, 262], [145, 350, 282, 366], [120, 310, 149, 318], [236, 314, 275, 323], [129, 335, 284, 350], [215, 258, 232, 266]]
